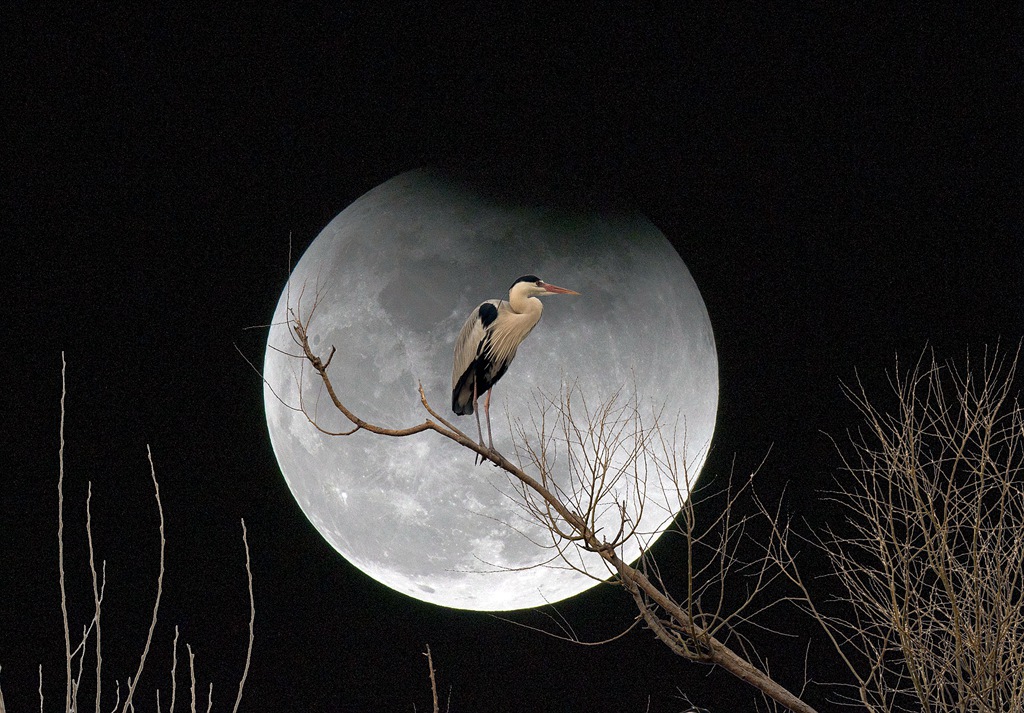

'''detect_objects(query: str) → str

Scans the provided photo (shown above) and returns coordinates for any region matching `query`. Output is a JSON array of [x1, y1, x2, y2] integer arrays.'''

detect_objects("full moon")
[[264, 169, 718, 611]]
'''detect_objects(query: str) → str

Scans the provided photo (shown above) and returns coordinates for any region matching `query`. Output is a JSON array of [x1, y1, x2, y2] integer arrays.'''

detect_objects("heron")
[[452, 275, 580, 457]]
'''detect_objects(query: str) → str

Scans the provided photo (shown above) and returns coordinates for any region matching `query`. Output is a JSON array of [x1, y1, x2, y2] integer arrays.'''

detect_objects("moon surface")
[[264, 168, 718, 611]]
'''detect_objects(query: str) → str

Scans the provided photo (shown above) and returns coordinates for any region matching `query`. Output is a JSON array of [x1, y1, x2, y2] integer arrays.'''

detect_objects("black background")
[[3, 4, 1021, 711]]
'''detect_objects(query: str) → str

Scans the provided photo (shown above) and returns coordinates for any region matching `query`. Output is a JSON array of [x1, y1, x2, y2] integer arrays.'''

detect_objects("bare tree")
[[282, 292, 818, 713], [768, 346, 1024, 712], [0, 354, 255, 713]]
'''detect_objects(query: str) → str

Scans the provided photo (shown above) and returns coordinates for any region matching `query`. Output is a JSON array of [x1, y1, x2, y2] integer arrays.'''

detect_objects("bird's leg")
[[472, 379, 485, 465], [484, 387, 494, 453], [472, 381, 484, 445]]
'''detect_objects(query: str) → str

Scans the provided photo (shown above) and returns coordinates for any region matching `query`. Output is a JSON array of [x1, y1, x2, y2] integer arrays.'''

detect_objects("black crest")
[[510, 275, 541, 289]]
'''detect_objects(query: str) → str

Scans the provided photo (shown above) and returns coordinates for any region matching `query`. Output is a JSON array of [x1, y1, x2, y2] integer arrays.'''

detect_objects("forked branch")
[[287, 300, 817, 713]]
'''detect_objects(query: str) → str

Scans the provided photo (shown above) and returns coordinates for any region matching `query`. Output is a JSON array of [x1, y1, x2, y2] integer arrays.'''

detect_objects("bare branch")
[[59, 351, 72, 712], [231, 519, 255, 713], [285, 290, 818, 713], [423, 645, 439, 713], [121, 446, 165, 712], [187, 645, 196, 713], [492, 610, 642, 647], [87, 481, 104, 713], [170, 626, 179, 713]]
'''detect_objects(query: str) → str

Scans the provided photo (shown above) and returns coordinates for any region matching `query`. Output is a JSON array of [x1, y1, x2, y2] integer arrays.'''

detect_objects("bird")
[[452, 275, 579, 458]]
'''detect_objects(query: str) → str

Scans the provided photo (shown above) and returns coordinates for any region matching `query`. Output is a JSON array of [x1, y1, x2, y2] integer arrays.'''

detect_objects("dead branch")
[[424, 645, 440, 713], [286, 296, 818, 713]]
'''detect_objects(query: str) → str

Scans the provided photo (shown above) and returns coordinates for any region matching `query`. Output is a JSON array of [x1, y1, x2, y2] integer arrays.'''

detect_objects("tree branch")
[[287, 302, 818, 713]]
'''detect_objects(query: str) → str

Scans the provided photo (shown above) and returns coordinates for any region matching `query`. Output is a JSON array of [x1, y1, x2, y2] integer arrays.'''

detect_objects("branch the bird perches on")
[[288, 303, 818, 713]]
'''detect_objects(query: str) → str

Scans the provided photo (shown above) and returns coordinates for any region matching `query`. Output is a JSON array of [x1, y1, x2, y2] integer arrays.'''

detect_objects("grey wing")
[[451, 299, 499, 389]]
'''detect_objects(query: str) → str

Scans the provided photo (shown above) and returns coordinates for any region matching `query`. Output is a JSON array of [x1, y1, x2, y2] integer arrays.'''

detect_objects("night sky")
[[4, 4, 1021, 712]]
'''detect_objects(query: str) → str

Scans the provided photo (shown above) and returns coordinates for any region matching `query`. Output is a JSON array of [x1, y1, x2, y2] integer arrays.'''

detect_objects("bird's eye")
[[535, 281, 542, 286]]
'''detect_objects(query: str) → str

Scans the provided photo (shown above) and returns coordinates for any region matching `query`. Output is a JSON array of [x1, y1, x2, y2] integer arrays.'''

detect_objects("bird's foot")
[[473, 441, 488, 466], [473, 444, 502, 466]]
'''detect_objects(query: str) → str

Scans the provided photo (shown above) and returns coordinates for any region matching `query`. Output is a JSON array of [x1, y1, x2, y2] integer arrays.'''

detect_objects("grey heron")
[[451, 275, 579, 457]]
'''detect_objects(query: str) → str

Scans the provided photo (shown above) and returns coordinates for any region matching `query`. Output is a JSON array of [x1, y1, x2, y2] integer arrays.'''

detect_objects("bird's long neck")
[[509, 291, 543, 320]]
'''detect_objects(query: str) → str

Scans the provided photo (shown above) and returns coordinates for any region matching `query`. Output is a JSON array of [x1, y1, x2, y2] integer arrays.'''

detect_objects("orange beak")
[[541, 282, 580, 295]]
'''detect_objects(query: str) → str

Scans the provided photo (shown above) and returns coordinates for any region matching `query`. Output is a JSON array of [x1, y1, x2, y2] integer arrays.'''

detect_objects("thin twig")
[[86, 481, 104, 713], [187, 645, 196, 713], [231, 519, 255, 713], [122, 446, 166, 712], [170, 627, 179, 713], [59, 351, 72, 713]]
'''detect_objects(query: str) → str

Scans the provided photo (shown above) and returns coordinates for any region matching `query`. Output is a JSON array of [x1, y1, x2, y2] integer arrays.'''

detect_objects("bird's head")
[[509, 275, 580, 299]]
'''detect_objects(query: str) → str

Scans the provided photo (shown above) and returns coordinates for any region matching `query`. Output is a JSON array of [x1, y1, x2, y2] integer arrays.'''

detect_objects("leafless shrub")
[[768, 345, 1024, 712], [0, 354, 255, 713]]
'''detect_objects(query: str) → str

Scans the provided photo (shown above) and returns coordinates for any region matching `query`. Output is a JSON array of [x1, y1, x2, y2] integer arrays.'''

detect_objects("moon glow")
[[264, 169, 718, 611]]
